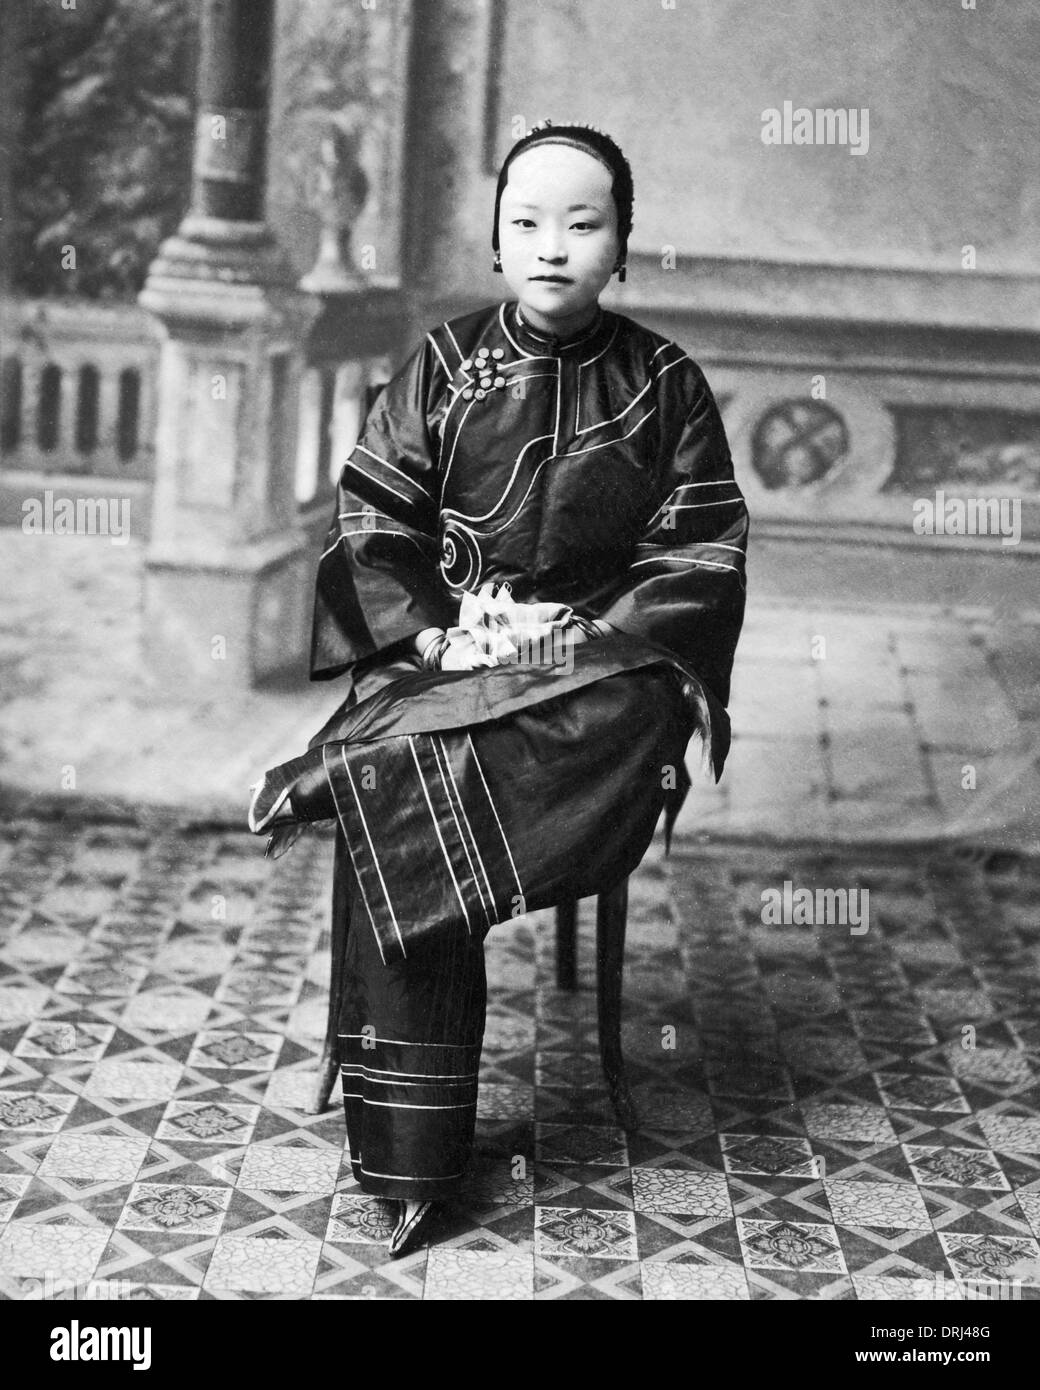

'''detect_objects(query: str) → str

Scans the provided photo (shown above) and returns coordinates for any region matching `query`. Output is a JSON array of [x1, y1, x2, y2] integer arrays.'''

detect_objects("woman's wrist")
[[570, 616, 615, 641], [416, 628, 449, 670]]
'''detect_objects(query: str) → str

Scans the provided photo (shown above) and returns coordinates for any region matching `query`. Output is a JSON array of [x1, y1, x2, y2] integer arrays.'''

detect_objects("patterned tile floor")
[[1, 817, 1039, 1300]]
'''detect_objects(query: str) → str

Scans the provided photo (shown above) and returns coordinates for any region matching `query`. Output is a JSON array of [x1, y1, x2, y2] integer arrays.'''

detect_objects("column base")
[[143, 532, 313, 689]]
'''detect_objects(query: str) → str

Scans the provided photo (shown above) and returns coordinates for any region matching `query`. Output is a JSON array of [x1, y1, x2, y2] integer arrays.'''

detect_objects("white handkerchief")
[[440, 582, 575, 671]]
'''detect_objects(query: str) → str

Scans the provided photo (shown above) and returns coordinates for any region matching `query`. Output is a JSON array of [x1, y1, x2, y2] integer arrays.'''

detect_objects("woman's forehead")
[[502, 143, 614, 206]]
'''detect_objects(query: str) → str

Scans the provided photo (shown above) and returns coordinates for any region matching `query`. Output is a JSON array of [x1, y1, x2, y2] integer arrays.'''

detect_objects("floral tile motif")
[[203, 1232, 322, 1294], [118, 1183, 231, 1234], [84, 1061, 183, 1102], [641, 1262, 749, 1300], [14, 1022, 114, 1062], [534, 1124, 628, 1167], [938, 1232, 1040, 1285], [236, 1145, 340, 1193], [155, 1101, 260, 1145], [801, 1103, 897, 1144], [977, 1114, 1040, 1154], [903, 1145, 1009, 1191], [534, 1207, 638, 1260], [873, 1072, 969, 1113], [424, 1248, 533, 1300], [39, 1134, 150, 1183], [186, 1032, 283, 1072], [325, 1194, 397, 1245], [720, 1134, 816, 1177], [0, 1091, 77, 1133], [214, 971, 304, 1009], [823, 1180, 931, 1230], [631, 1168, 731, 1218], [55, 959, 149, 997], [738, 1219, 847, 1274]]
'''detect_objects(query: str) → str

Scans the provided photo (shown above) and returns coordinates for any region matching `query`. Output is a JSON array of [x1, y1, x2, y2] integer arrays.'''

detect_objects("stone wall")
[[362, 0, 1040, 586]]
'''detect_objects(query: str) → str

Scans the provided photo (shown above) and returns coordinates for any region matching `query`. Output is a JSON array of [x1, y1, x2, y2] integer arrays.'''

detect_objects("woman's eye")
[[512, 219, 536, 229], [571, 223, 598, 232]]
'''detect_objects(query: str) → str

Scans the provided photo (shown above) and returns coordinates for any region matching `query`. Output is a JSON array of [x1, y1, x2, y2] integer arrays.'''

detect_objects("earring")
[[615, 261, 627, 283], [493, 251, 503, 273]]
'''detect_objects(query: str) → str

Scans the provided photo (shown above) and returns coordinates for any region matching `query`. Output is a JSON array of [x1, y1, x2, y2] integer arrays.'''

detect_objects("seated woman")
[[249, 121, 749, 1258]]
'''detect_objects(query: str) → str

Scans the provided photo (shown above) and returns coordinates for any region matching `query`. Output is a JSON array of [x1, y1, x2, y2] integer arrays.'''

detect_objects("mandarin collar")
[[508, 300, 611, 357]]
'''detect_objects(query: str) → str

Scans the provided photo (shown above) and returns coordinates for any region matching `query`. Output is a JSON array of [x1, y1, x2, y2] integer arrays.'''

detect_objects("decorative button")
[[475, 388, 487, 400], [492, 348, 504, 360], [494, 375, 505, 388], [462, 387, 474, 400], [461, 358, 473, 370]]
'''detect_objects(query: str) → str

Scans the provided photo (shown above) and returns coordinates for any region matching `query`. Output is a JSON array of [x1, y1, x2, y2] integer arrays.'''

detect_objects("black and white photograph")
[[0, 0, 1038, 1341]]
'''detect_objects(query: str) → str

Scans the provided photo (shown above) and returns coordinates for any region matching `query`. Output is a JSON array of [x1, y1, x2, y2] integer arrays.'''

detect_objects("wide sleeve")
[[309, 338, 458, 681], [595, 351, 749, 707]]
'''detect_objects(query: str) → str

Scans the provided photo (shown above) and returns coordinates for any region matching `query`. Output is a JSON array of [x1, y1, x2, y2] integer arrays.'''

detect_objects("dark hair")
[[491, 120, 634, 268]]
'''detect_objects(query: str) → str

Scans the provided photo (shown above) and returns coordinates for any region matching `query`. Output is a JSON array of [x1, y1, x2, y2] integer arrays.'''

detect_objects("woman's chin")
[[516, 288, 599, 327]]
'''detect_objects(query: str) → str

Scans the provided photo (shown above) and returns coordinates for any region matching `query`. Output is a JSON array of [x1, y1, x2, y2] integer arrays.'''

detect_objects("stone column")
[[399, 0, 493, 314], [139, 0, 317, 689], [0, 0, 28, 301]]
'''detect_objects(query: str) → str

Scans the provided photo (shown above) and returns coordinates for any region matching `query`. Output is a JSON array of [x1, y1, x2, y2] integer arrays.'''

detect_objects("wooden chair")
[[309, 834, 638, 1132], [553, 877, 639, 1132]]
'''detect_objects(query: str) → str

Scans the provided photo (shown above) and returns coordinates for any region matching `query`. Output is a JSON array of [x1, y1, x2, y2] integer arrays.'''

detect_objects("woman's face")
[[498, 143, 620, 331]]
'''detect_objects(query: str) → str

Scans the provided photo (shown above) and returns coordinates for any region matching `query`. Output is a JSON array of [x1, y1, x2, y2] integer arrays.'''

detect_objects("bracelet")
[[420, 633, 449, 669]]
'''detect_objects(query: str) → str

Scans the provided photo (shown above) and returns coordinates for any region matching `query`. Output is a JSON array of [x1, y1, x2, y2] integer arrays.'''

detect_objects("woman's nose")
[[537, 240, 566, 263]]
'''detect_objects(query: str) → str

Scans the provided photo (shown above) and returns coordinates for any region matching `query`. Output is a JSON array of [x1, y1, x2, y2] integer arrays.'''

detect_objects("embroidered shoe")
[[387, 1199, 439, 1258]]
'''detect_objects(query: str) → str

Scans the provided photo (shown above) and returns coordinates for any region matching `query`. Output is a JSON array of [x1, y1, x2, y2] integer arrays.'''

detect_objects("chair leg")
[[309, 828, 350, 1115], [555, 899, 578, 991], [596, 877, 639, 1132]]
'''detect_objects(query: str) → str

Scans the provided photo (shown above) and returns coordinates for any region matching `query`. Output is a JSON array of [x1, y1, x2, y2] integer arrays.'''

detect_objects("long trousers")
[[335, 837, 488, 1199]]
